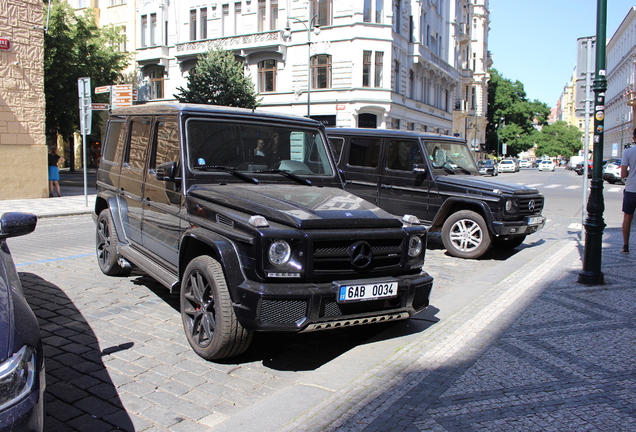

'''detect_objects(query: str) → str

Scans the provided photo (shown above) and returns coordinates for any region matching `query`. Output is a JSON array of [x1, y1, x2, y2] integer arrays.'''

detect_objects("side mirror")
[[0, 212, 37, 239], [156, 161, 178, 182], [412, 164, 427, 175]]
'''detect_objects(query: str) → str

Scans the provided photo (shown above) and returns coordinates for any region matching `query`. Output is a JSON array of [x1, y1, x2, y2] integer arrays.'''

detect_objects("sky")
[[488, 0, 635, 108]]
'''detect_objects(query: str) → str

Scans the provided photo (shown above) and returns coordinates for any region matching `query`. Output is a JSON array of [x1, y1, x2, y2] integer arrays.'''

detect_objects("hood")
[[435, 175, 540, 196], [188, 185, 404, 229]]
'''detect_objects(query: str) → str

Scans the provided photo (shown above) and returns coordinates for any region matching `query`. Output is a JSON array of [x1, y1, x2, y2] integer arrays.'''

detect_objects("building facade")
[[132, 0, 489, 145], [0, 0, 48, 199]]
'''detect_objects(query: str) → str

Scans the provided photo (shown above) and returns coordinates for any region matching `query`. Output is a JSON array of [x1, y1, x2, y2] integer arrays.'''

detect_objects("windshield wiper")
[[253, 169, 312, 186], [198, 166, 259, 184], [432, 164, 456, 174], [456, 166, 471, 174]]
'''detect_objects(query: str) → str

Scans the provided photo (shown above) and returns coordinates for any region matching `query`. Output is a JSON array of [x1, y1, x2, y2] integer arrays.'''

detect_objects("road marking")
[[16, 253, 93, 266], [527, 183, 543, 187], [565, 185, 581, 189], [544, 184, 562, 189], [568, 223, 583, 230], [607, 187, 623, 193]]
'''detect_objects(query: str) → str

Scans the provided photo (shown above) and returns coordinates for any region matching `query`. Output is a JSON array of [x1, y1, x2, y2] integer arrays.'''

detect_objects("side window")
[[126, 118, 151, 170], [328, 137, 345, 162], [103, 120, 126, 163], [387, 139, 422, 171], [153, 119, 180, 169], [348, 137, 381, 168]]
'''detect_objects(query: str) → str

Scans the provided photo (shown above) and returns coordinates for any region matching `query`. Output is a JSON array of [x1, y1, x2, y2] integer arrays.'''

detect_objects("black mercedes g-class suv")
[[326, 128, 546, 259], [94, 104, 433, 360]]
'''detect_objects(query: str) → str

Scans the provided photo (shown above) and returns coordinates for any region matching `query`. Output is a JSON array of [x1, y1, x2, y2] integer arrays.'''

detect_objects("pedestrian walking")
[[620, 128, 636, 254], [48, 146, 65, 198]]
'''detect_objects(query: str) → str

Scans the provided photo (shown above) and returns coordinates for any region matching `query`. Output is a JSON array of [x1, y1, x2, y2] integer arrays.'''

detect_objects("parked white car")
[[538, 160, 555, 171], [518, 159, 532, 168], [498, 159, 516, 173]]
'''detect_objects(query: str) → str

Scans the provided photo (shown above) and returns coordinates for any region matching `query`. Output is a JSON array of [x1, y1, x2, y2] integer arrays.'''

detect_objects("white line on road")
[[608, 187, 623, 193], [544, 184, 562, 189], [565, 185, 581, 190], [527, 183, 543, 187]]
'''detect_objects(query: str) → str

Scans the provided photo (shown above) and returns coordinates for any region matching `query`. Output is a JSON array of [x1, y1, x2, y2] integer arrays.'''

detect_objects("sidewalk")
[[0, 169, 96, 218]]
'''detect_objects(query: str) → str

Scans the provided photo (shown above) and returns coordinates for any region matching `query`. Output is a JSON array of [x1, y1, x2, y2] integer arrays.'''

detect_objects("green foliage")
[[486, 69, 551, 156], [534, 121, 582, 157], [44, 1, 130, 143], [175, 48, 261, 109]]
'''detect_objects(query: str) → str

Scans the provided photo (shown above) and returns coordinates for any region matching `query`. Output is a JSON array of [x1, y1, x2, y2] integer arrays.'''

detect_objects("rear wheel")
[[441, 210, 491, 259], [492, 235, 526, 250], [181, 256, 253, 360], [96, 209, 131, 276]]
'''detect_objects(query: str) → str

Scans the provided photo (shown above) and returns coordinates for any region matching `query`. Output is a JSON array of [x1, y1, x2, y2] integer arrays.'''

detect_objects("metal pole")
[[582, 37, 593, 227], [307, 25, 311, 118], [579, 0, 607, 285]]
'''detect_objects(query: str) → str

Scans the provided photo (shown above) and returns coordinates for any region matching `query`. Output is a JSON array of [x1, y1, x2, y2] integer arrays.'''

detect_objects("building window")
[[374, 51, 383, 87], [393, 60, 400, 93], [140, 15, 147, 47], [258, 60, 277, 92], [311, 0, 332, 27], [270, 0, 279, 30], [118, 25, 127, 52], [393, 0, 400, 33], [409, 69, 414, 99], [201, 8, 208, 39], [109, 0, 127, 5], [364, 0, 372, 22], [311, 54, 332, 89], [362, 51, 371, 87], [375, 0, 383, 23], [222, 4, 230, 36], [150, 13, 157, 46], [190, 10, 197, 40], [149, 69, 164, 100], [258, 0, 266, 32], [234, 3, 242, 35], [78, 0, 87, 8]]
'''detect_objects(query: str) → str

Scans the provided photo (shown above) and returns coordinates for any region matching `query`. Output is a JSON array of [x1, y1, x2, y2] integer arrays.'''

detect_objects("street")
[[6, 167, 631, 431]]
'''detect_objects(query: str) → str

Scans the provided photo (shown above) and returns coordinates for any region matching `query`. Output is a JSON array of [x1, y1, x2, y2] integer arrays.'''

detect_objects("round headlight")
[[505, 199, 513, 212], [268, 240, 291, 266], [408, 235, 423, 257]]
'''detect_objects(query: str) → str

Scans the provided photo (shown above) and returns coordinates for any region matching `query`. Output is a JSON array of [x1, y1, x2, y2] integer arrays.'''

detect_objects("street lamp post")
[[284, 16, 321, 118]]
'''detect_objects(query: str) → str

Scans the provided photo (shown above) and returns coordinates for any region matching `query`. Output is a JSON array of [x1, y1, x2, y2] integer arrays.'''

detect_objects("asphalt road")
[[5, 166, 626, 431]]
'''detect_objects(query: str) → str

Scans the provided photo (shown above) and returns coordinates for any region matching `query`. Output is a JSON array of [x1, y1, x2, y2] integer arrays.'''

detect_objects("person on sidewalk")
[[620, 129, 636, 254], [48, 146, 65, 198]]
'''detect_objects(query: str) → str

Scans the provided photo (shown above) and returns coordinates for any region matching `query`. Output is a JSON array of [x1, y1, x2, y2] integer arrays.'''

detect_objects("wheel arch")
[[430, 198, 496, 234], [94, 193, 127, 245]]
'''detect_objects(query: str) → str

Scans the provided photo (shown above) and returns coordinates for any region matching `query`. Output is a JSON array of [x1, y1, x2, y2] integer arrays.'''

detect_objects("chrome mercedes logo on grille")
[[349, 241, 373, 269], [528, 200, 536, 212]]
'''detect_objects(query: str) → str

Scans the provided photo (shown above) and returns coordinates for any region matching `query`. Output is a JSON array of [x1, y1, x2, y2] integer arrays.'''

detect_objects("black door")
[[338, 135, 381, 205]]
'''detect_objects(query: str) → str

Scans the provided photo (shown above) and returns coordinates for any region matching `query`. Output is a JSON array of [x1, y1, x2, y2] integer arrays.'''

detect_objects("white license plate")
[[337, 281, 398, 303], [527, 216, 544, 225]]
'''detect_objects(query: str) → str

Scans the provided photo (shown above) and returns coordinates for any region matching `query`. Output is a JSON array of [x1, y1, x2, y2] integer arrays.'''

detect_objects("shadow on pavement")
[[18, 272, 135, 432]]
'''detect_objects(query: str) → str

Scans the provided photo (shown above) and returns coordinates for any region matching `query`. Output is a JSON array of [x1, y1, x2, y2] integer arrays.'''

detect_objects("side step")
[[119, 245, 180, 292]]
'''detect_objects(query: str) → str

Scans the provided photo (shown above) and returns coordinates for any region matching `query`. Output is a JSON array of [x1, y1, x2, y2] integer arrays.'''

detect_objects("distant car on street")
[[602, 158, 624, 184], [518, 160, 531, 168], [538, 160, 555, 172], [0, 212, 44, 432], [477, 159, 498, 176], [497, 159, 516, 173]]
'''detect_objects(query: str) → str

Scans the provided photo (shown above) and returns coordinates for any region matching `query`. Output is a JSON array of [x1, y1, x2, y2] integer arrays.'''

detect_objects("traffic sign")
[[95, 86, 111, 94], [91, 103, 110, 110]]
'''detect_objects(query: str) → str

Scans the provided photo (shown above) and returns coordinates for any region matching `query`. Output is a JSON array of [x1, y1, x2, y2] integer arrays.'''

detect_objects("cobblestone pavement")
[[3, 171, 635, 431]]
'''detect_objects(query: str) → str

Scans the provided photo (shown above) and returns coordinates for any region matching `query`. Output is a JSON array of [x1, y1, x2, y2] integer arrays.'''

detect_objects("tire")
[[180, 256, 253, 360], [96, 209, 132, 276], [492, 235, 526, 250], [441, 210, 491, 259]]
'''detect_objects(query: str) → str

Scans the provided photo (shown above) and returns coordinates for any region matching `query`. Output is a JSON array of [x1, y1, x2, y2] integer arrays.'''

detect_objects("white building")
[[134, 0, 489, 140], [605, 6, 636, 159]]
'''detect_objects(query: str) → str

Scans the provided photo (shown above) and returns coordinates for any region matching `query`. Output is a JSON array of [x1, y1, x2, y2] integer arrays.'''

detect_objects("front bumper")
[[491, 215, 545, 236], [233, 272, 434, 332]]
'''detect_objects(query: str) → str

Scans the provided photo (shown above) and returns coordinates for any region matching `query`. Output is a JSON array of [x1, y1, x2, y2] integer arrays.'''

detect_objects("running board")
[[300, 312, 410, 333], [119, 245, 180, 292]]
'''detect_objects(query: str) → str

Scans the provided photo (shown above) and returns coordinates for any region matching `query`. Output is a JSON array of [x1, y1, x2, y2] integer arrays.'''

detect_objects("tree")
[[44, 1, 129, 162], [486, 69, 551, 156], [534, 121, 582, 157], [175, 48, 261, 109]]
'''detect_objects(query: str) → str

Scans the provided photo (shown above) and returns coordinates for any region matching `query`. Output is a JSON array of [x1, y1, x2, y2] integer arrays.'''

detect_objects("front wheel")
[[96, 209, 131, 276], [492, 235, 526, 250], [180, 256, 253, 360], [441, 210, 491, 259]]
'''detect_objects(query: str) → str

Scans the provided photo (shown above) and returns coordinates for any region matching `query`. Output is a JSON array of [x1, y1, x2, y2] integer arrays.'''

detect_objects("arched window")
[[258, 59, 277, 92], [311, 55, 332, 89]]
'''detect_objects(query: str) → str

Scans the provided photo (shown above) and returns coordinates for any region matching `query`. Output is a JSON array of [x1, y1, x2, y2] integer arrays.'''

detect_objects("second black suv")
[[326, 128, 546, 259], [94, 104, 433, 360]]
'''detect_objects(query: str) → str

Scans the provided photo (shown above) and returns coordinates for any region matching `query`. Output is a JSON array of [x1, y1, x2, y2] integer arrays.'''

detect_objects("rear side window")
[[153, 120, 180, 169], [126, 118, 151, 170], [348, 137, 381, 168], [103, 120, 126, 163], [328, 137, 345, 162]]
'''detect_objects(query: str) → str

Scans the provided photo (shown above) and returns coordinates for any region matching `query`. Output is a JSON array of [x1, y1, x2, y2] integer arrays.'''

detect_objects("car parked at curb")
[[477, 160, 498, 176], [602, 158, 624, 184], [94, 103, 434, 360], [518, 160, 531, 168], [326, 128, 546, 260], [0, 212, 44, 432]]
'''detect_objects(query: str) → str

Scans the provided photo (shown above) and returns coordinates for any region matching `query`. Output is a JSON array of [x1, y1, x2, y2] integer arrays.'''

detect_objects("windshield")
[[423, 141, 479, 173], [185, 119, 334, 177]]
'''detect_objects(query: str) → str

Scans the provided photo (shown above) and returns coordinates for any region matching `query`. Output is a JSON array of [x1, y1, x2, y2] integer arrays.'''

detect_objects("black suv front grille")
[[518, 196, 544, 215], [311, 237, 404, 276]]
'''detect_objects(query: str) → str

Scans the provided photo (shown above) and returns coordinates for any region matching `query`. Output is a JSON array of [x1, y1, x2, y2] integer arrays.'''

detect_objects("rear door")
[[335, 134, 381, 205]]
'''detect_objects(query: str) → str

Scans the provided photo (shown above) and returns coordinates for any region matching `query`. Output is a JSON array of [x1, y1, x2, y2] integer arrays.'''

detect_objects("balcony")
[[175, 31, 286, 59]]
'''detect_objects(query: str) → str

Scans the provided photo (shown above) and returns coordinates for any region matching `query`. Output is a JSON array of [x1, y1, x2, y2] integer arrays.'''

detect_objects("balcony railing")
[[175, 31, 284, 56]]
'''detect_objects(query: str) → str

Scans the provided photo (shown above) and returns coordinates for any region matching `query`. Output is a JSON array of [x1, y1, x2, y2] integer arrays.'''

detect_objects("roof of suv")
[[111, 102, 322, 126], [325, 127, 465, 143]]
